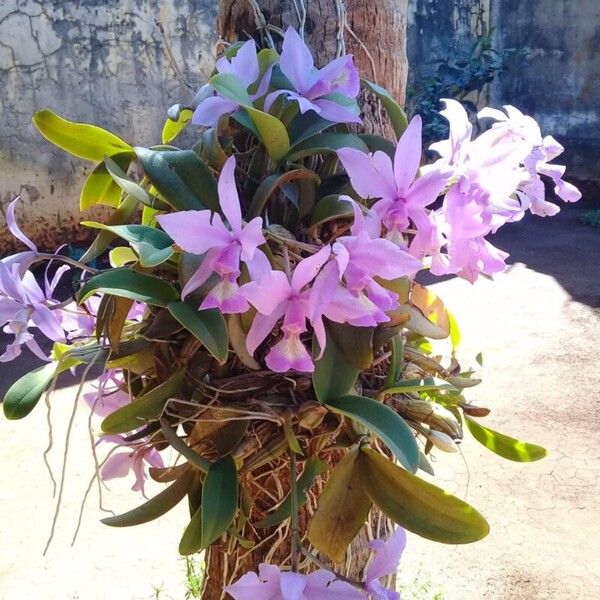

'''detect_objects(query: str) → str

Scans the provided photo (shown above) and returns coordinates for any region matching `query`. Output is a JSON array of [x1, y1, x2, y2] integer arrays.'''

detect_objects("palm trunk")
[[202, 3, 409, 598]]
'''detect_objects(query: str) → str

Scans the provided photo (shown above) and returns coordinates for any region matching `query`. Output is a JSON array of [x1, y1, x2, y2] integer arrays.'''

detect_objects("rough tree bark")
[[202, 2, 409, 598]]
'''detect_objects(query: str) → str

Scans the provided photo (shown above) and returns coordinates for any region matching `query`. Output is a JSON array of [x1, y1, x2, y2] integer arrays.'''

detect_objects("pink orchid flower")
[[225, 563, 366, 600], [193, 39, 273, 126], [83, 369, 130, 418], [338, 116, 451, 244], [157, 156, 265, 314], [365, 528, 406, 600], [310, 201, 422, 331], [264, 27, 361, 124], [99, 434, 164, 495], [0, 262, 65, 362], [241, 246, 331, 373]]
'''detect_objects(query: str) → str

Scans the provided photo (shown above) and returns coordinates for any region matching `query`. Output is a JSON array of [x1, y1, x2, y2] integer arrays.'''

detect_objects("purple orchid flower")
[[364, 528, 406, 600], [338, 116, 451, 245], [0, 261, 65, 362], [157, 156, 265, 314], [225, 563, 366, 600], [99, 434, 164, 496], [309, 201, 422, 335], [478, 104, 581, 215], [241, 246, 331, 373], [193, 40, 273, 127], [264, 27, 361, 124], [83, 369, 130, 418], [2, 197, 39, 271]]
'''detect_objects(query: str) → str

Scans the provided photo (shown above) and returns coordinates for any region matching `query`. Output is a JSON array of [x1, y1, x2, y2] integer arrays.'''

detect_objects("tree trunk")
[[203, 3, 409, 598]]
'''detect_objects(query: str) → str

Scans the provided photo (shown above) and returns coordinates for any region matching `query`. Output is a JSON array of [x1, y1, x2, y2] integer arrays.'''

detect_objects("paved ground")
[[1, 207, 599, 599]]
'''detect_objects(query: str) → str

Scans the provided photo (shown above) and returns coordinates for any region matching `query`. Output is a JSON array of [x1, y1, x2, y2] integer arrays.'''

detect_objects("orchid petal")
[[6, 198, 37, 252], [312, 98, 362, 124], [242, 270, 291, 315], [279, 571, 306, 600], [337, 148, 395, 201], [239, 217, 266, 262], [280, 27, 314, 94], [30, 304, 64, 341], [157, 211, 231, 254], [266, 331, 314, 373], [219, 156, 243, 235], [291, 245, 331, 293], [393, 115, 423, 195], [192, 96, 240, 126], [246, 305, 287, 356]]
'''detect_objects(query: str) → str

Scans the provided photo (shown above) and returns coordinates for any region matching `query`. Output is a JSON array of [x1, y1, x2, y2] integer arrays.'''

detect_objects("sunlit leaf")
[[381, 377, 458, 396], [2, 362, 58, 420], [80, 152, 132, 210], [307, 447, 371, 562], [326, 395, 419, 473], [162, 108, 193, 144], [33, 109, 133, 161], [465, 416, 547, 462], [360, 447, 489, 543]]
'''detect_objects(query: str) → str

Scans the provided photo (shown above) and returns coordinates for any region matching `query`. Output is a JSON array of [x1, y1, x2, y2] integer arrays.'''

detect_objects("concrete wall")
[[0, 0, 216, 252], [1, 1, 598, 252]]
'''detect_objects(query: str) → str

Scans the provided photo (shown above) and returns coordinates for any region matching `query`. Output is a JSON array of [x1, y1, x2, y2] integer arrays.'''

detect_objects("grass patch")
[[184, 556, 205, 599]]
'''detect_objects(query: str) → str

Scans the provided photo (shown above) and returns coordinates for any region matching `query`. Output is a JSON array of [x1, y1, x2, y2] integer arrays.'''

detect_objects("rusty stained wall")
[[0, 0, 217, 253]]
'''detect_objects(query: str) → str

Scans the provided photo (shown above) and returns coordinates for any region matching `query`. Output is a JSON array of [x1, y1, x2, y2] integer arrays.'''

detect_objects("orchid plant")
[[2, 26, 580, 599]]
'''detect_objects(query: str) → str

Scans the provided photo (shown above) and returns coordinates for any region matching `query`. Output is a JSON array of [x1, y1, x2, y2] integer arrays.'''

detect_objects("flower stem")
[[34, 253, 100, 275], [289, 448, 300, 572]]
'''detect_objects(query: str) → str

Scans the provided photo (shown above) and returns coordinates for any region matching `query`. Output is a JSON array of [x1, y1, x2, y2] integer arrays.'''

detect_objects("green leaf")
[[288, 112, 334, 147], [327, 322, 373, 370], [135, 148, 219, 211], [2, 362, 58, 420], [162, 108, 193, 144], [209, 72, 253, 105], [362, 80, 408, 139], [464, 416, 547, 462], [101, 471, 193, 527], [180, 456, 238, 555], [382, 377, 458, 396], [160, 419, 211, 473], [384, 334, 404, 388], [82, 222, 174, 268], [256, 458, 326, 528], [447, 309, 461, 353], [307, 447, 372, 563], [248, 169, 320, 218], [326, 395, 419, 473], [244, 106, 291, 161], [33, 109, 133, 161], [360, 447, 489, 543], [80, 152, 132, 210], [310, 194, 354, 227], [104, 155, 170, 210], [358, 133, 396, 158], [101, 369, 185, 434], [167, 301, 229, 364], [79, 195, 139, 264], [287, 133, 368, 161], [312, 322, 359, 403], [78, 269, 179, 307]]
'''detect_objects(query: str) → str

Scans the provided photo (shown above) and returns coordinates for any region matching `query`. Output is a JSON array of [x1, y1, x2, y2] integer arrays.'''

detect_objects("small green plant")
[[407, 30, 520, 144], [184, 556, 205, 599], [399, 565, 445, 600]]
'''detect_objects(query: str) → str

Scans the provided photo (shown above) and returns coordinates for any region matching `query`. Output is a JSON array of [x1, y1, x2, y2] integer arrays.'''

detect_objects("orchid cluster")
[[2, 25, 578, 600]]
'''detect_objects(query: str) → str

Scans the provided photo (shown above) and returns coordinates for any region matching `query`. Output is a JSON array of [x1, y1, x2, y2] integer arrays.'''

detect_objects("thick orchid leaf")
[[418, 451, 435, 476], [94, 294, 134, 351], [244, 106, 290, 161], [62, 338, 149, 366], [167, 301, 228, 364], [101, 369, 185, 434], [447, 309, 461, 352], [3, 362, 58, 420], [79, 195, 139, 264], [102, 470, 193, 527], [312, 324, 359, 404], [256, 458, 327, 528], [162, 108, 193, 144], [287, 132, 368, 161], [199, 127, 228, 170], [288, 112, 335, 147], [109, 246, 138, 267], [248, 169, 320, 218], [326, 395, 419, 473], [362, 80, 408, 139], [465, 416, 547, 462], [103, 156, 170, 210], [199, 456, 238, 551], [80, 152, 132, 210], [382, 377, 458, 396], [79, 269, 179, 307], [32, 109, 133, 161], [310, 194, 354, 227], [307, 447, 372, 563], [327, 322, 374, 370], [160, 420, 211, 473], [135, 148, 218, 211], [227, 313, 261, 370], [82, 222, 173, 268], [179, 505, 204, 555], [209, 72, 253, 105], [384, 334, 404, 388], [358, 134, 396, 158], [360, 447, 489, 543]]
